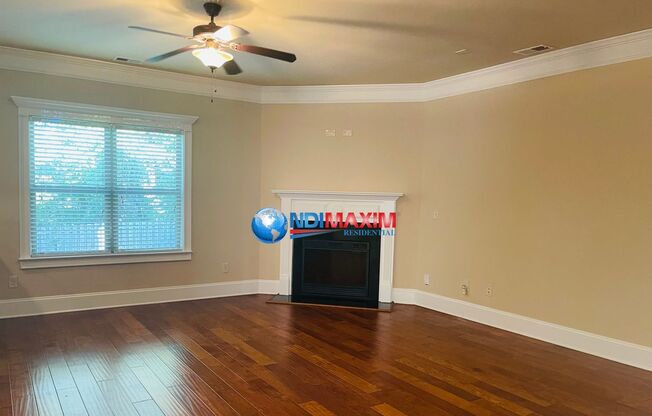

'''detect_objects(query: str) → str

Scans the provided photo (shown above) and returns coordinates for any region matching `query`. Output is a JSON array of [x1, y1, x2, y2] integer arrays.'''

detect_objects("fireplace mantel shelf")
[[272, 190, 404, 201]]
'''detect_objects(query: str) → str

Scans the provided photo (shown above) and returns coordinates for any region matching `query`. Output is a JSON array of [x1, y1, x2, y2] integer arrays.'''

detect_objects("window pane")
[[115, 193, 183, 251], [30, 119, 106, 189], [115, 128, 183, 190], [115, 127, 184, 252], [30, 191, 108, 255], [29, 118, 108, 256]]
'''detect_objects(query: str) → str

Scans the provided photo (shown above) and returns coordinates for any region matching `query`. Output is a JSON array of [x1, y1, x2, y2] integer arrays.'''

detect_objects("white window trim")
[[12, 96, 197, 269]]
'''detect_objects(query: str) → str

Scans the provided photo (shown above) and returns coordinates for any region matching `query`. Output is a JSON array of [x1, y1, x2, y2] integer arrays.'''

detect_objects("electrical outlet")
[[423, 273, 430, 286], [8, 275, 18, 289], [461, 280, 470, 296], [222, 262, 230, 273], [485, 285, 494, 297], [433, 210, 439, 220], [342, 129, 353, 137], [485, 285, 493, 297]]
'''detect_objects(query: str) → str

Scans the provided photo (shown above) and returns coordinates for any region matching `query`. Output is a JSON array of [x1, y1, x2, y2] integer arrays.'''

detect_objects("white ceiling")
[[1, 0, 652, 86]]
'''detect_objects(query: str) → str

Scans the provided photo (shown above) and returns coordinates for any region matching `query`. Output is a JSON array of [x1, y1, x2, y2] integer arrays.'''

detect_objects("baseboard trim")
[[1, 282, 648, 372], [0, 279, 279, 319], [257, 279, 281, 295], [392, 288, 652, 372]]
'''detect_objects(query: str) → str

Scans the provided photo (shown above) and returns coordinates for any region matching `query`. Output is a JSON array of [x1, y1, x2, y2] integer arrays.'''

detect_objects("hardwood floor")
[[0, 295, 650, 416]]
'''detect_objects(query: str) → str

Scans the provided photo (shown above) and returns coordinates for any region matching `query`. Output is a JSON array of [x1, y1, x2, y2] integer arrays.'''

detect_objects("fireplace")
[[273, 190, 403, 305], [291, 229, 380, 308]]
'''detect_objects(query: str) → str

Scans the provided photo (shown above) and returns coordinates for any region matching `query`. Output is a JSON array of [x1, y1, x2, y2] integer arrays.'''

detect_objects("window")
[[13, 97, 196, 269]]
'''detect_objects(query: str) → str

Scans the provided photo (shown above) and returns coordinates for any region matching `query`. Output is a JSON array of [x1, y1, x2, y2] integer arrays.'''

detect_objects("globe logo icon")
[[251, 208, 288, 244]]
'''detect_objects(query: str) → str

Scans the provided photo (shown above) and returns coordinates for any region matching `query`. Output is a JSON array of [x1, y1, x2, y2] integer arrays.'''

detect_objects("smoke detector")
[[513, 45, 555, 57]]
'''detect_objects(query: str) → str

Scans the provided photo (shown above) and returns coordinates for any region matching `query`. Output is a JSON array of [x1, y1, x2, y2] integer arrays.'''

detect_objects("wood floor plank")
[[55, 387, 89, 416], [97, 378, 141, 416], [162, 328, 262, 416], [289, 344, 379, 394], [162, 326, 308, 416], [143, 332, 243, 416], [167, 384, 218, 416], [8, 350, 40, 416], [395, 356, 535, 416], [382, 366, 496, 416], [372, 388, 455, 416], [300, 400, 337, 416], [0, 343, 12, 413], [211, 327, 276, 366], [372, 403, 409, 416], [68, 364, 114, 416], [133, 400, 165, 416], [30, 363, 64, 416], [1, 295, 651, 416], [131, 365, 194, 416]]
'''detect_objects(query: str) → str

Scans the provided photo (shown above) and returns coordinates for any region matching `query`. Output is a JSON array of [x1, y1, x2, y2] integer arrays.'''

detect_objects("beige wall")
[[1, 57, 650, 348], [258, 103, 425, 288], [417, 58, 652, 347], [0, 69, 261, 300]]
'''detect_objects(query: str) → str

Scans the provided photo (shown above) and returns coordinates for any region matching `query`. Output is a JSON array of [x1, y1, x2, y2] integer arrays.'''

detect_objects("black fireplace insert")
[[291, 229, 380, 308]]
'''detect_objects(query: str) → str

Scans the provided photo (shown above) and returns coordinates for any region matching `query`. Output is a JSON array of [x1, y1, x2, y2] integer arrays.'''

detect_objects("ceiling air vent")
[[513, 45, 555, 57], [113, 57, 141, 64]]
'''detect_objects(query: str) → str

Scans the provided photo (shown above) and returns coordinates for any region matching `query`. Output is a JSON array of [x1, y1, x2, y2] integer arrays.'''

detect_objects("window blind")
[[29, 116, 184, 257]]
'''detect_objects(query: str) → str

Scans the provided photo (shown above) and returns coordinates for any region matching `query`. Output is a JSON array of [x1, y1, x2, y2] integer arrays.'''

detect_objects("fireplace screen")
[[292, 230, 380, 308], [303, 242, 368, 287]]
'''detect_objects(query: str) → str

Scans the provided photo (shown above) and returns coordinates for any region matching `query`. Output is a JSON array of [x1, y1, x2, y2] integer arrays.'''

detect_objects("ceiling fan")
[[128, 1, 296, 75]]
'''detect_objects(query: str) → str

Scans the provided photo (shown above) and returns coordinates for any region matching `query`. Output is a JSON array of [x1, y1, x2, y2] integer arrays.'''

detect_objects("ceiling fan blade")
[[212, 24, 249, 42], [128, 26, 190, 39], [223, 60, 242, 75], [146, 45, 200, 63], [230, 44, 296, 62]]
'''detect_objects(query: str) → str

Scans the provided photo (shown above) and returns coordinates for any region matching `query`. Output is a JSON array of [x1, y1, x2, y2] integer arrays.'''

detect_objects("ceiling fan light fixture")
[[131, 0, 296, 75], [192, 47, 233, 68]]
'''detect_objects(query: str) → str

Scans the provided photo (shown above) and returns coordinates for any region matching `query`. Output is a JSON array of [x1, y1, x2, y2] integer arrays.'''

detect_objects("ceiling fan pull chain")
[[210, 67, 217, 103]]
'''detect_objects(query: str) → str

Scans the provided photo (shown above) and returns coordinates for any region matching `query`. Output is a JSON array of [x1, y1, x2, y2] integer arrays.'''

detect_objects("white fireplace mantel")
[[273, 190, 404, 303]]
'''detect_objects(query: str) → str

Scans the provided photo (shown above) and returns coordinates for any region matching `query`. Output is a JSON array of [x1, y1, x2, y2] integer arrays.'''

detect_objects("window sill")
[[19, 251, 192, 270]]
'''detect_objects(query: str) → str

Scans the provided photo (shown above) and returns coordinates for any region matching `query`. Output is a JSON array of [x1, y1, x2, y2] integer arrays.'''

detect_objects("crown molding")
[[0, 46, 261, 103], [261, 83, 427, 104], [260, 28, 652, 104], [416, 27, 652, 103], [1, 27, 652, 105]]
